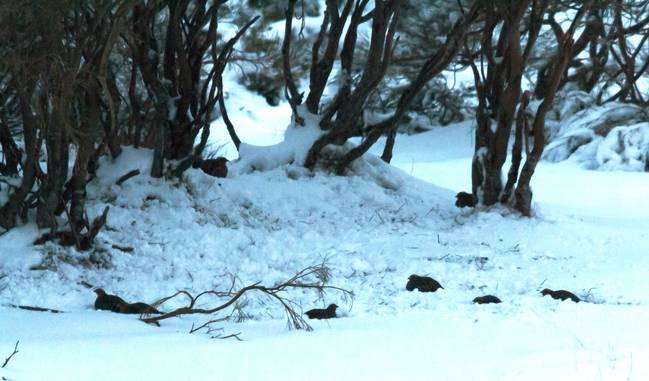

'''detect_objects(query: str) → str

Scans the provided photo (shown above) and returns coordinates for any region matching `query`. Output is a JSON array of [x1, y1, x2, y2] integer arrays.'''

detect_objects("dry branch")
[[304, 0, 404, 170], [212, 16, 260, 152], [141, 263, 352, 332], [338, 2, 480, 170], [111, 244, 134, 253], [6, 304, 63, 313], [115, 169, 140, 186], [1, 341, 19, 368], [281, 0, 305, 124]]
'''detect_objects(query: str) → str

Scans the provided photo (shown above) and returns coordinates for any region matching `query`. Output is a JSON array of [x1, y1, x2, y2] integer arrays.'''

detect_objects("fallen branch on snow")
[[1, 341, 19, 368], [141, 263, 353, 331], [115, 169, 140, 186], [7, 304, 63, 313], [111, 244, 134, 253]]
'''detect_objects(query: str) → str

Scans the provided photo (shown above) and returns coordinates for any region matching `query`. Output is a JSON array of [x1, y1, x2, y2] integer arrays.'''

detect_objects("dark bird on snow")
[[94, 288, 162, 314], [94, 288, 128, 312], [473, 295, 502, 304], [305, 304, 338, 320], [193, 156, 228, 178], [541, 288, 580, 303], [119, 302, 162, 315], [406, 274, 443, 292], [455, 191, 476, 208]]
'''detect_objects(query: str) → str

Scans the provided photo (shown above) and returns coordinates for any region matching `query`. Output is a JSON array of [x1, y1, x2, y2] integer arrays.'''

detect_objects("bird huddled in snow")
[[406, 274, 443, 292], [305, 304, 338, 319], [473, 295, 502, 304]]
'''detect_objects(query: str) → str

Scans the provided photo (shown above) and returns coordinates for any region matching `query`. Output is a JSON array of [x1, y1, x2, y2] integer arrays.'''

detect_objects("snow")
[[596, 123, 649, 171], [232, 106, 323, 173], [543, 94, 649, 171], [3, 306, 648, 381], [3, 87, 649, 381]]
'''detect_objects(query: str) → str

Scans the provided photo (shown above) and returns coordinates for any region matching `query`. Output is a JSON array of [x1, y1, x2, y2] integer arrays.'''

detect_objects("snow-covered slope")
[[3, 94, 649, 380]]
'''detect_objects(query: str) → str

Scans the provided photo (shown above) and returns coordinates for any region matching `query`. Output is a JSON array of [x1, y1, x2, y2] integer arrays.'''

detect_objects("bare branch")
[[338, 2, 481, 169], [8, 305, 63, 313], [141, 263, 353, 331], [305, 0, 355, 114], [115, 169, 140, 186], [1, 340, 19, 369], [282, 0, 304, 123], [212, 16, 260, 152]]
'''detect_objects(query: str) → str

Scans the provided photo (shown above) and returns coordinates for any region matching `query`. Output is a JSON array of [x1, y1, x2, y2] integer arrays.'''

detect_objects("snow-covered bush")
[[596, 123, 649, 171], [543, 95, 649, 171]]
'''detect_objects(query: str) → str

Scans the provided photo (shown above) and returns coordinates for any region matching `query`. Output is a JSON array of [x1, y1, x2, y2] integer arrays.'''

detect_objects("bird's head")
[[406, 275, 418, 291]]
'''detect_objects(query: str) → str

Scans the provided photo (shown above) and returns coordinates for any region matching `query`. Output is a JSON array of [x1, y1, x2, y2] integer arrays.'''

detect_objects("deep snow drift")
[[2, 93, 649, 380]]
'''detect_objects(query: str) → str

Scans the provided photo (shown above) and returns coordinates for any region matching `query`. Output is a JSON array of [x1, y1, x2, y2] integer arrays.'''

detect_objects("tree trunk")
[[37, 100, 69, 229], [501, 91, 532, 203], [0, 121, 20, 176], [515, 38, 576, 215], [469, 1, 531, 206], [303, 0, 411, 169], [514, 0, 592, 215], [69, 86, 101, 232], [0, 92, 40, 229]]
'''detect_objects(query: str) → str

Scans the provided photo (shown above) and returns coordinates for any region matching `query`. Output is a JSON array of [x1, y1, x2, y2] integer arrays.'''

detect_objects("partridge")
[[406, 275, 443, 292], [305, 304, 338, 319], [473, 295, 502, 304], [94, 288, 162, 314], [94, 288, 128, 312], [541, 288, 580, 303]]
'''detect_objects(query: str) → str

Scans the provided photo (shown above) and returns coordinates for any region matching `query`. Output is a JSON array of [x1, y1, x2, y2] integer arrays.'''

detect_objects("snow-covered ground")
[[2, 89, 649, 380]]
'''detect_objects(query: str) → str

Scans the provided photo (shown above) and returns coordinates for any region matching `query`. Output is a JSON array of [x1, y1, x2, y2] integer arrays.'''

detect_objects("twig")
[[111, 244, 134, 253], [1, 341, 19, 368], [537, 279, 547, 289], [115, 169, 140, 186], [87, 206, 110, 243], [218, 332, 242, 341], [374, 210, 385, 224], [8, 305, 63, 313], [213, 16, 260, 152], [78, 280, 94, 289], [189, 317, 230, 334]]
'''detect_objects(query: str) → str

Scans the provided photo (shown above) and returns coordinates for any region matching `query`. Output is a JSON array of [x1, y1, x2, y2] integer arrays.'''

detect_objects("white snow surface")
[[543, 93, 649, 171], [2, 96, 649, 379]]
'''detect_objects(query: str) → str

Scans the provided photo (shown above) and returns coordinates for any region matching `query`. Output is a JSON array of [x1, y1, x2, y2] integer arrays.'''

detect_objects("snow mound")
[[543, 95, 649, 171], [595, 123, 649, 171], [0, 145, 459, 319], [231, 108, 322, 174]]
